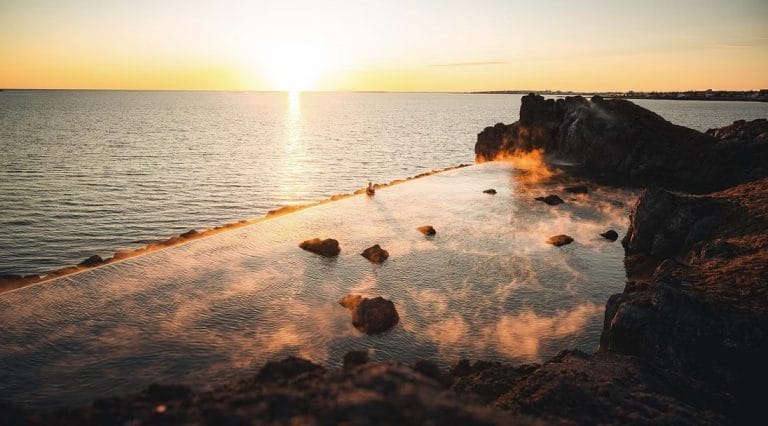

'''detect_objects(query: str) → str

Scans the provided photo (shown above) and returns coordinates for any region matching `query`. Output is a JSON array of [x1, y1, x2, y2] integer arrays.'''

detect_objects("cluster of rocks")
[[299, 225, 440, 335]]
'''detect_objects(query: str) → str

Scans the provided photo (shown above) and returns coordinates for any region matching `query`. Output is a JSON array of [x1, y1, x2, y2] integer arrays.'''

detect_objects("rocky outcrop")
[[476, 94, 768, 192], [339, 295, 400, 334], [599, 230, 619, 241], [299, 238, 341, 257], [602, 178, 768, 418], [360, 244, 389, 264]]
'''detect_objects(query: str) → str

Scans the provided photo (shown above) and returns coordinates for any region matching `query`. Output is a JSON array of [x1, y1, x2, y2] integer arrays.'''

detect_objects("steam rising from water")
[[0, 163, 637, 408]]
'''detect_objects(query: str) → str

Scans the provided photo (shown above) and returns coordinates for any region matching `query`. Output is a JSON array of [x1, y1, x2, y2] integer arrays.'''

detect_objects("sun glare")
[[259, 42, 330, 91]]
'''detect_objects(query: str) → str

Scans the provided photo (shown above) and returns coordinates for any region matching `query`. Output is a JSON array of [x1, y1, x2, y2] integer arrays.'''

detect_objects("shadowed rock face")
[[603, 178, 768, 419], [476, 94, 768, 192]]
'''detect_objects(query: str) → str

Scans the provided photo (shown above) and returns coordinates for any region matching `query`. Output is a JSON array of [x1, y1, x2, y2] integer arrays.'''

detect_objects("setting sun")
[[258, 42, 332, 91]]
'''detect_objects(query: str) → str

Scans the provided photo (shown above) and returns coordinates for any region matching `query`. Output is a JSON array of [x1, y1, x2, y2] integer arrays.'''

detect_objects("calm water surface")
[[0, 91, 766, 275]]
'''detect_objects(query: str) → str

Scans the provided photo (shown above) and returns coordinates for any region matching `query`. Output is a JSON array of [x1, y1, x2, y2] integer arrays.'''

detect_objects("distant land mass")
[[470, 89, 768, 102]]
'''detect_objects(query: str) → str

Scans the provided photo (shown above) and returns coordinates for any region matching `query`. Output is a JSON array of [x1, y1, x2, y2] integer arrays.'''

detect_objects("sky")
[[1, 0, 767, 91]]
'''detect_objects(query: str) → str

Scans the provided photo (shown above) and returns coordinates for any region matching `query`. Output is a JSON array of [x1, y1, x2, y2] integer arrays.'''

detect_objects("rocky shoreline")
[[5, 96, 766, 424]]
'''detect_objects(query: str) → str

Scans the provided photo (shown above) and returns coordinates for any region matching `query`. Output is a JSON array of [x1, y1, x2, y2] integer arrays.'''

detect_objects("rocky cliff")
[[476, 94, 768, 192]]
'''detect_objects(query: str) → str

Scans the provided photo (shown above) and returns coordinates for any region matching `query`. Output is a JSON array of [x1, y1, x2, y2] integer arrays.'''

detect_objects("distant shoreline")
[[1, 88, 767, 102]]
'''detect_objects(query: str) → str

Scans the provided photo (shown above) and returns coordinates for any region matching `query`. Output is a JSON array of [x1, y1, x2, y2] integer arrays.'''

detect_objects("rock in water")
[[416, 225, 436, 236], [299, 238, 341, 257], [535, 194, 564, 205], [600, 230, 619, 241], [483, 189, 497, 195], [361, 244, 389, 264], [565, 185, 589, 194], [339, 294, 399, 334], [547, 235, 574, 246], [180, 229, 199, 239], [342, 351, 369, 369]]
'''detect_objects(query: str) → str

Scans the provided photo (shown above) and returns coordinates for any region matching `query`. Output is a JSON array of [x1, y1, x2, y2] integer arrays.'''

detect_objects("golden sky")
[[1, 0, 767, 91]]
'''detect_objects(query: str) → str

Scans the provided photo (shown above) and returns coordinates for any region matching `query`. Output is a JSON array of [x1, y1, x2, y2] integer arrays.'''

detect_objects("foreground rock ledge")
[[4, 352, 730, 425]]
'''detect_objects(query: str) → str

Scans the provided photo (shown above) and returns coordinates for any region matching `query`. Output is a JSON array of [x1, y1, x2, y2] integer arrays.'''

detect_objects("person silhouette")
[[366, 182, 375, 196]]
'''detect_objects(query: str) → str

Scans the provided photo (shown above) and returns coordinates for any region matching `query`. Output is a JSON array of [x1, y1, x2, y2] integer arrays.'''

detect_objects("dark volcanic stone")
[[600, 230, 619, 241], [546, 235, 574, 246], [361, 244, 389, 264], [78, 255, 104, 267], [299, 238, 341, 257], [534, 194, 564, 205], [339, 294, 399, 334], [416, 225, 436, 236], [564, 185, 589, 194], [483, 188, 497, 195]]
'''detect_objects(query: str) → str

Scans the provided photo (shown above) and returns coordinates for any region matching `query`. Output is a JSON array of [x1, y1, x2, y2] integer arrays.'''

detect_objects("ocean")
[[1, 90, 766, 276]]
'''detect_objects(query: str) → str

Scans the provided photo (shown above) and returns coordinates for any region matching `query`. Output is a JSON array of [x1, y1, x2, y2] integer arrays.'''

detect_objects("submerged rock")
[[534, 194, 564, 205], [416, 225, 437, 236], [483, 188, 497, 195], [299, 238, 341, 257], [546, 234, 574, 246], [565, 184, 589, 194], [78, 255, 104, 267], [361, 244, 389, 264], [339, 294, 399, 334], [599, 230, 619, 241]]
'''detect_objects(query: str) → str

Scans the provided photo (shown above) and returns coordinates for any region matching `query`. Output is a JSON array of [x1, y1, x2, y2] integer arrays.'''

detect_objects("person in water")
[[366, 182, 375, 196]]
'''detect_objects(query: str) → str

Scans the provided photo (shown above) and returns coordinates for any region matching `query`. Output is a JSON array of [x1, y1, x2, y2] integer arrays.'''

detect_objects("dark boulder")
[[78, 255, 104, 267], [339, 294, 399, 334], [534, 194, 564, 205], [599, 230, 619, 241], [546, 235, 574, 246], [361, 244, 389, 264], [299, 238, 341, 257], [416, 225, 436, 236], [483, 189, 497, 195]]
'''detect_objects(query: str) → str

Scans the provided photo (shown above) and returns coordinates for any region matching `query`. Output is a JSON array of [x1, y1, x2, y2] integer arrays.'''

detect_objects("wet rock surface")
[[564, 184, 589, 194], [534, 194, 564, 205], [476, 94, 768, 192], [299, 238, 341, 257], [339, 295, 400, 334], [360, 244, 389, 264]]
